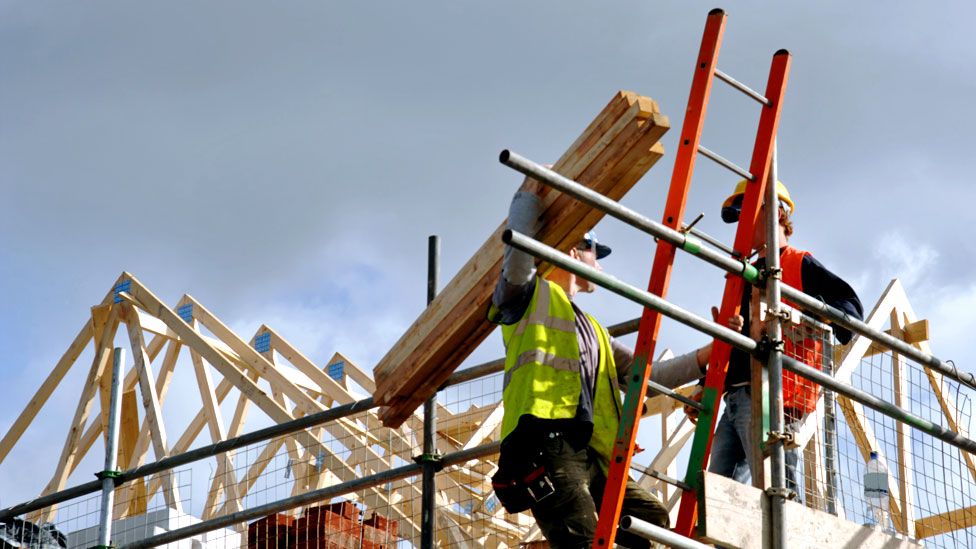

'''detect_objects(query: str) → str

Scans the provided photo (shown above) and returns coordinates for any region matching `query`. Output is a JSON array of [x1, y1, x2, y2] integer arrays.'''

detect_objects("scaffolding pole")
[[763, 144, 788, 549], [95, 348, 125, 549], [420, 235, 441, 549]]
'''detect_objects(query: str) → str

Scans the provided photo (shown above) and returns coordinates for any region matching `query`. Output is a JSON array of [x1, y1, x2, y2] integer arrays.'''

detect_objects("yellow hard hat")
[[720, 179, 795, 223]]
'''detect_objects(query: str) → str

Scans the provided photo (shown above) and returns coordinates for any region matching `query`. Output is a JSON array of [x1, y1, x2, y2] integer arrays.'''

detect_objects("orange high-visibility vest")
[[779, 246, 824, 415]]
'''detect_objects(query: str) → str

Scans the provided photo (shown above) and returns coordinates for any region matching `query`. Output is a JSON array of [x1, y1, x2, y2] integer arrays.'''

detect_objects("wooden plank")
[[185, 295, 330, 418], [263, 325, 356, 405], [914, 504, 976, 539], [118, 278, 296, 424], [375, 90, 670, 426], [890, 310, 916, 538], [34, 308, 119, 523], [0, 317, 92, 465], [116, 388, 140, 517], [863, 319, 929, 358], [699, 471, 922, 548], [190, 314, 240, 520], [125, 305, 182, 512], [332, 351, 374, 393]]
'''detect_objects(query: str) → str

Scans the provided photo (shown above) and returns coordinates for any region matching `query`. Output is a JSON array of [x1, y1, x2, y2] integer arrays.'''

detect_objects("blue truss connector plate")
[[113, 280, 132, 303], [254, 332, 271, 353], [328, 361, 345, 381], [177, 303, 194, 324]]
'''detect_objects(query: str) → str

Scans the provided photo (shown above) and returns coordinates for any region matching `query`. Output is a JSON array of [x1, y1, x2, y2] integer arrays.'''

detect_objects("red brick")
[[362, 512, 398, 539]]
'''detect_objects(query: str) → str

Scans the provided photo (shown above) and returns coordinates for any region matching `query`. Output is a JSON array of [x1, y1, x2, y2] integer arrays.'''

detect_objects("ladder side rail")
[[673, 48, 792, 537], [592, 9, 728, 548]]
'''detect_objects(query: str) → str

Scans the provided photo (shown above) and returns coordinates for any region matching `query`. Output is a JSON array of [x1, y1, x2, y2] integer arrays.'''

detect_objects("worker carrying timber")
[[488, 176, 738, 549], [699, 179, 864, 497]]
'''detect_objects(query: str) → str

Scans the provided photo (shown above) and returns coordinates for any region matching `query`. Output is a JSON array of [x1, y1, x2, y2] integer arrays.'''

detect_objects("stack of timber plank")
[[373, 90, 671, 427]]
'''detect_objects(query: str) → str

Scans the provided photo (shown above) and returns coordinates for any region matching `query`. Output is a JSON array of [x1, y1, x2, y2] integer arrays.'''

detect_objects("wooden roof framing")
[[1, 272, 526, 546]]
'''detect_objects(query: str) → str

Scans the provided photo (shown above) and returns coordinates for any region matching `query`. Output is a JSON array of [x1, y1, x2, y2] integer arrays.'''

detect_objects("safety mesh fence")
[[832, 348, 976, 547], [778, 313, 840, 513], [770, 309, 976, 548], [2, 371, 534, 548], [8, 333, 975, 547], [2, 469, 193, 548]]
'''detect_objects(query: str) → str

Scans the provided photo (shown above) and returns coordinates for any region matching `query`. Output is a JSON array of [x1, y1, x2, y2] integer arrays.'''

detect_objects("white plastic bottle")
[[863, 450, 890, 530]]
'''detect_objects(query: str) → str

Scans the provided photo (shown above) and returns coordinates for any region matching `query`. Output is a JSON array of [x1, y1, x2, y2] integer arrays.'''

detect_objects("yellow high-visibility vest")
[[492, 278, 622, 466]]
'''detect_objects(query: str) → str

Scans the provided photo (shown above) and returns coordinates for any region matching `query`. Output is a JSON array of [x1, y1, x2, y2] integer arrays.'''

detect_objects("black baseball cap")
[[579, 231, 612, 259]]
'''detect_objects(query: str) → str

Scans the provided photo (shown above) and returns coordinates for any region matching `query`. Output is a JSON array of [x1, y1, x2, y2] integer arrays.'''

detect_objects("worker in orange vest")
[[696, 179, 863, 499]]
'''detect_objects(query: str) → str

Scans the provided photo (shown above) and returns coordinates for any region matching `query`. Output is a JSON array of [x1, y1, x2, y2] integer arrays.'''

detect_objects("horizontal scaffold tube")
[[119, 442, 501, 549], [503, 229, 757, 353], [780, 285, 976, 390], [500, 150, 976, 392], [620, 515, 714, 549], [499, 150, 760, 282], [781, 357, 976, 455], [502, 230, 976, 457]]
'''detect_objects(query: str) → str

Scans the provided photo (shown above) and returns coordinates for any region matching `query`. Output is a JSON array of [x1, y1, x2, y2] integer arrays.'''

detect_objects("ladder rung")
[[630, 463, 692, 492], [715, 68, 770, 105], [681, 224, 736, 257], [647, 380, 704, 412], [697, 145, 753, 181]]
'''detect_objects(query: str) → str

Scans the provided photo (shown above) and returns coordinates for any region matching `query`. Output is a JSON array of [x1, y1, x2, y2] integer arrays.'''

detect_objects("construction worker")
[[489, 177, 739, 549], [700, 179, 863, 498]]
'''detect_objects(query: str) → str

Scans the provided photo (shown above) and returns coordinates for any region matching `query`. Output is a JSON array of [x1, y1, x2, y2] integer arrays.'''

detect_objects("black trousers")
[[527, 433, 669, 549]]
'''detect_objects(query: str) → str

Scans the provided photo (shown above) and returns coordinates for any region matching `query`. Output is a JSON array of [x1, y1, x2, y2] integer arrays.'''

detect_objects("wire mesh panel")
[[778, 312, 839, 513], [832, 348, 976, 547], [2, 469, 194, 549]]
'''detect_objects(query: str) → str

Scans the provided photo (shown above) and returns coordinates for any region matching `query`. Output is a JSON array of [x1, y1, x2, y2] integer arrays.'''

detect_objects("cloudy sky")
[[2, 1, 974, 511]]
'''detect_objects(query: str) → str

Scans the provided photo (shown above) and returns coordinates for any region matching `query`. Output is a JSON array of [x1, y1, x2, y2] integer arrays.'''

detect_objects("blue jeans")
[[708, 386, 801, 498]]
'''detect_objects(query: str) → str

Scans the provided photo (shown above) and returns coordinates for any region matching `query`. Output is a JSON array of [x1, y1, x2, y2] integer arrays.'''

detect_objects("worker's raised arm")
[[489, 177, 546, 325], [612, 338, 706, 390]]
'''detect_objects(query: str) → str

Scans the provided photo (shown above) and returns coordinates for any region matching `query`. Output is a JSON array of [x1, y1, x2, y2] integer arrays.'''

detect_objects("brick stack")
[[247, 501, 399, 548], [247, 514, 295, 549], [361, 512, 398, 549], [295, 502, 361, 549]]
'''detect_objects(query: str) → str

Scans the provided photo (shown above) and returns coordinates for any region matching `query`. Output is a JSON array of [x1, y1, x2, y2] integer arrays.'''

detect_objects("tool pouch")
[[491, 449, 555, 513]]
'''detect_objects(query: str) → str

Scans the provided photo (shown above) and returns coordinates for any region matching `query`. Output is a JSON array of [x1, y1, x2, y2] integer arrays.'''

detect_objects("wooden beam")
[[183, 295, 329, 418], [698, 471, 922, 548], [914, 504, 976, 539], [125, 304, 182, 511], [0, 317, 93, 465], [117, 278, 296, 424], [890, 310, 916, 537], [190, 314, 240, 520], [863, 319, 929, 358], [263, 325, 356, 405], [374, 90, 670, 427], [115, 388, 140, 518], [34, 308, 119, 522]]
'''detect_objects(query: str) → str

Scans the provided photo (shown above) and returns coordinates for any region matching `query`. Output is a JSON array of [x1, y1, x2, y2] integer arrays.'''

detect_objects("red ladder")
[[593, 9, 792, 546]]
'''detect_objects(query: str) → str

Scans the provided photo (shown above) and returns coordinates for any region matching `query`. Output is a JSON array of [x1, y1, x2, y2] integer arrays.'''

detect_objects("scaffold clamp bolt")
[[765, 486, 797, 500], [95, 469, 123, 486], [414, 452, 445, 472], [766, 430, 796, 449]]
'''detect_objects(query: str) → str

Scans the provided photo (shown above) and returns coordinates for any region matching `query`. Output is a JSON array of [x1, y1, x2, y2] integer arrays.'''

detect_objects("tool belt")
[[491, 442, 555, 513]]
